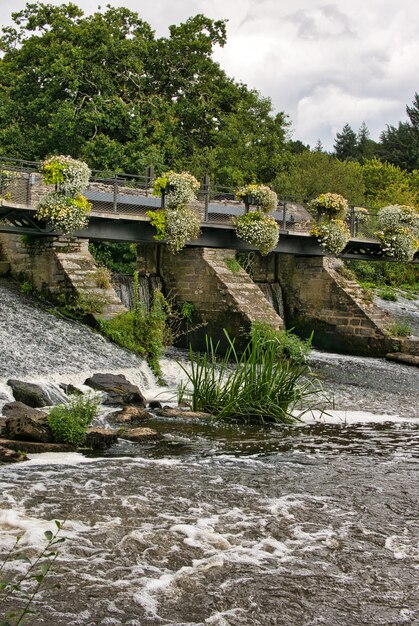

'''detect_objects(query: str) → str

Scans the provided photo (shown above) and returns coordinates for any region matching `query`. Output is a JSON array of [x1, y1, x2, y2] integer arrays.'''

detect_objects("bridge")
[[0, 156, 415, 261]]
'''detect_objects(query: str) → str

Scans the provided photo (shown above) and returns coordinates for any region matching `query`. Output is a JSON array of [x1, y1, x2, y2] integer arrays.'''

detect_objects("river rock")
[[121, 427, 160, 442], [0, 445, 28, 464], [155, 407, 212, 420], [84, 427, 118, 449], [7, 379, 52, 408], [84, 373, 146, 406], [0, 439, 73, 453], [111, 405, 152, 425], [2, 402, 52, 442], [385, 353, 419, 367], [148, 400, 162, 409]]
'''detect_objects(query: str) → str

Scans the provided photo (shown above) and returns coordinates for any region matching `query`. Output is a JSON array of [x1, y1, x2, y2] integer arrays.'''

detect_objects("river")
[[0, 279, 418, 625]]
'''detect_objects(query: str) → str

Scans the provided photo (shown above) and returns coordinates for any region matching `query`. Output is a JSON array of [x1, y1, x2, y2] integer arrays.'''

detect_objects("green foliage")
[[93, 266, 112, 290], [361, 159, 418, 208], [387, 320, 412, 337], [18, 280, 33, 295], [251, 323, 312, 364], [346, 259, 419, 289], [274, 151, 365, 205], [180, 301, 195, 323], [88, 242, 137, 274], [378, 286, 397, 301], [146, 210, 167, 241], [47, 394, 99, 446], [99, 279, 168, 378], [225, 257, 242, 273], [235, 251, 255, 276], [177, 329, 325, 423], [0, 5, 290, 185], [0, 520, 66, 626], [56, 290, 109, 319], [334, 123, 358, 161]]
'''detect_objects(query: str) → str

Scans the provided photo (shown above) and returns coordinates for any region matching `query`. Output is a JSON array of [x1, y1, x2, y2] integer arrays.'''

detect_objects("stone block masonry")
[[0, 233, 126, 320], [277, 254, 397, 357], [160, 247, 283, 351]]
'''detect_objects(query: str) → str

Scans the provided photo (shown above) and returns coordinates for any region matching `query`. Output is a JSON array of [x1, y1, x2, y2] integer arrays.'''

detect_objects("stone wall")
[[0, 233, 125, 320], [160, 247, 283, 350], [277, 254, 396, 356]]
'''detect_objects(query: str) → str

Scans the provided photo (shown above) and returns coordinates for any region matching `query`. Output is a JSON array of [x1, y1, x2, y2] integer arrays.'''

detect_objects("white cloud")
[[1, 0, 419, 150]]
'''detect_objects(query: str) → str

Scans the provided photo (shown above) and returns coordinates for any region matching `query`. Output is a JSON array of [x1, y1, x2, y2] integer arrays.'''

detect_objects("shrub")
[[251, 323, 312, 364], [233, 211, 279, 255], [236, 184, 278, 213], [99, 281, 168, 379], [378, 286, 397, 301], [387, 320, 412, 337], [47, 394, 99, 446], [94, 266, 112, 289], [177, 330, 325, 424], [311, 219, 350, 255]]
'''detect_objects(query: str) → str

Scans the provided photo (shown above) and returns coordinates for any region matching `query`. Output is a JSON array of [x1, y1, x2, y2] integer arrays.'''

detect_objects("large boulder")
[[2, 402, 52, 443], [7, 379, 52, 408], [84, 373, 146, 407], [84, 427, 118, 449], [109, 405, 152, 426]]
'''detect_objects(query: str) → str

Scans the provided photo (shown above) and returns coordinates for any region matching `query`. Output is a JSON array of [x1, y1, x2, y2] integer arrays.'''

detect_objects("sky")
[[2, 0, 419, 150]]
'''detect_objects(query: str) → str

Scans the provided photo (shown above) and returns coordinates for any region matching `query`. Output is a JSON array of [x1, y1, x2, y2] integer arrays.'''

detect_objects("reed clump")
[[178, 329, 326, 424]]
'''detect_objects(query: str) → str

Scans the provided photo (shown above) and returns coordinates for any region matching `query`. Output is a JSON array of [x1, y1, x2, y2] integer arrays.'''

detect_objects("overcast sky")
[[2, 0, 419, 150]]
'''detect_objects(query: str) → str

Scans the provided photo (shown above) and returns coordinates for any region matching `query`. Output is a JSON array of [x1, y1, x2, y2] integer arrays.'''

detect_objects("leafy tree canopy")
[[0, 3, 291, 186]]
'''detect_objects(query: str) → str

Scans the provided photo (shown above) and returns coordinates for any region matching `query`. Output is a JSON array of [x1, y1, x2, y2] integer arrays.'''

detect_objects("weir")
[[1, 157, 418, 356]]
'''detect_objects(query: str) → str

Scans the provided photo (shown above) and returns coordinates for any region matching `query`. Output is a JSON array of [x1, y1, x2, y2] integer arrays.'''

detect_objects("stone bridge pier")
[[137, 244, 398, 356]]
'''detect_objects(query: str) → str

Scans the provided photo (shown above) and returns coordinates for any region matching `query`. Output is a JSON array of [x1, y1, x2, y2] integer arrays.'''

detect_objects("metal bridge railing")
[[0, 156, 380, 240]]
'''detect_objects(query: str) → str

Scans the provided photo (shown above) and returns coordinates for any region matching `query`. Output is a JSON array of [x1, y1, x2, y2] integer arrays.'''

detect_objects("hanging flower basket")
[[375, 205, 419, 261], [232, 211, 279, 255], [311, 219, 350, 255], [309, 193, 349, 220], [147, 206, 201, 254], [35, 192, 91, 236], [236, 184, 278, 213], [41, 155, 91, 195], [153, 171, 200, 209]]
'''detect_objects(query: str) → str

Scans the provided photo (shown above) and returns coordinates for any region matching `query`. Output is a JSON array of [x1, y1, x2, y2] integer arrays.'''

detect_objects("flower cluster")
[[375, 204, 419, 261], [309, 193, 349, 219], [376, 229, 418, 262], [36, 193, 91, 235], [147, 206, 201, 254], [41, 155, 91, 195], [236, 184, 278, 213], [311, 220, 350, 256], [233, 211, 279, 256], [153, 171, 200, 209], [353, 207, 370, 223]]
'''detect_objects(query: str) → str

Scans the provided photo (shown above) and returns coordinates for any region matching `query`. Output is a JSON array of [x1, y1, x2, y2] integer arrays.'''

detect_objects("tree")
[[361, 158, 418, 207], [274, 150, 365, 205], [379, 122, 419, 172], [406, 92, 419, 129], [356, 122, 378, 162], [0, 3, 291, 185], [334, 123, 358, 160]]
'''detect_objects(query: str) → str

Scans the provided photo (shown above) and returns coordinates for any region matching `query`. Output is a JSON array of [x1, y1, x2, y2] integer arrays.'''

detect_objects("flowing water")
[[1, 279, 419, 626]]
